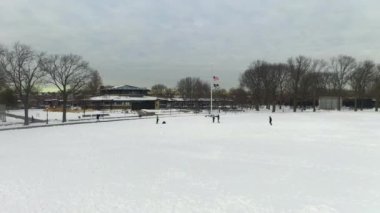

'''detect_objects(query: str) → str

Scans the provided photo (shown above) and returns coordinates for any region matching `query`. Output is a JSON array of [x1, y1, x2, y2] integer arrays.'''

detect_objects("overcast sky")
[[1, 0, 380, 89]]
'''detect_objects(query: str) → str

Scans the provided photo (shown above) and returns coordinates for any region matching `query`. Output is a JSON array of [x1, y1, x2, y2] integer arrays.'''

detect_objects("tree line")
[[240, 55, 380, 112], [0, 42, 102, 125], [151, 77, 247, 108], [152, 55, 380, 113]]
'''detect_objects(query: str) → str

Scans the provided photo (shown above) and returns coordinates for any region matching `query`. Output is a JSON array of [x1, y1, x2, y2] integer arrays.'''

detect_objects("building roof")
[[103, 85, 149, 91], [89, 95, 157, 101]]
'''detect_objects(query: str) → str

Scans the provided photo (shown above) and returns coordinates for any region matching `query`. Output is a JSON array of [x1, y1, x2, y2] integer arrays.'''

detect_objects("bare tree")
[[0, 45, 18, 107], [299, 72, 313, 110], [371, 65, 380, 111], [177, 77, 210, 110], [349, 60, 375, 111], [193, 79, 210, 100], [241, 61, 290, 112], [42, 54, 91, 122], [330, 55, 356, 110], [177, 77, 194, 100], [0, 87, 18, 107], [277, 64, 290, 110], [0, 43, 45, 125], [260, 63, 272, 110], [164, 88, 176, 99], [150, 84, 168, 97], [213, 88, 228, 100], [0, 70, 5, 89], [308, 59, 329, 112], [84, 69, 103, 96], [268, 63, 288, 112], [240, 61, 266, 111], [321, 71, 336, 95], [287, 56, 312, 112], [0, 46, 6, 88], [229, 87, 248, 109], [177, 77, 209, 100]]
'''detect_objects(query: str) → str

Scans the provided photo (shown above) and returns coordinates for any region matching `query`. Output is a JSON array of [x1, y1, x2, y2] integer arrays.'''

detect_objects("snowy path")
[[1, 111, 380, 212]]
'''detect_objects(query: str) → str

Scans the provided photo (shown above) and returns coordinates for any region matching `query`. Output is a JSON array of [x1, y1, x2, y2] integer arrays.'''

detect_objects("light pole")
[[210, 81, 213, 115]]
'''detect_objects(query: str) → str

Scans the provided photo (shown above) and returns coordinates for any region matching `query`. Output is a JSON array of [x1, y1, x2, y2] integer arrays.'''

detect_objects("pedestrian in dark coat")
[[217, 114, 220, 123], [156, 115, 159, 124], [212, 115, 215, 123], [269, 116, 272, 126]]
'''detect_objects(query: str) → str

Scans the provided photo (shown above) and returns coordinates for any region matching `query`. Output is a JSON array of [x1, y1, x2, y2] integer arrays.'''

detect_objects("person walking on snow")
[[156, 115, 159, 124], [217, 114, 220, 123], [269, 116, 272, 126], [212, 115, 215, 123]]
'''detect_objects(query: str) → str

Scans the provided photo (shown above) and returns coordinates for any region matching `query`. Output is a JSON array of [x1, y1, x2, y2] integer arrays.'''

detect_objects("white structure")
[[319, 96, 342, 110]]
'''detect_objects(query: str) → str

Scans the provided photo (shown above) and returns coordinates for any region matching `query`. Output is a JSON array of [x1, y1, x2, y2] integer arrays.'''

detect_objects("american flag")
[[213, 76, 219, 81]]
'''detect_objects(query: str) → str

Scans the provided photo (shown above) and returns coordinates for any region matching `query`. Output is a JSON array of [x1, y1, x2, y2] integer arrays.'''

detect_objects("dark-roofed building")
[[85, 95, 159, 110], [101, 85, 150, 97], [83, 85, 158, 110]]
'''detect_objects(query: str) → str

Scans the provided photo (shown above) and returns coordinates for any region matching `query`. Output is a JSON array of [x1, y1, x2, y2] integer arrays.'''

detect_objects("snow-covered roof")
[[170, 97, 184, 101], [89, 95, 158, 101], [103, 85, 149, 91]]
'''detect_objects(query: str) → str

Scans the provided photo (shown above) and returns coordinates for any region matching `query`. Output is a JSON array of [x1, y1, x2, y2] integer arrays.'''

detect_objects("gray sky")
[[1, 0, 380, 89]]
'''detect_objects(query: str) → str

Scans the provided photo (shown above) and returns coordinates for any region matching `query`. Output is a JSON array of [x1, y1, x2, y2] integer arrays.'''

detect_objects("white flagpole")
[[210, 79, 213, 115]]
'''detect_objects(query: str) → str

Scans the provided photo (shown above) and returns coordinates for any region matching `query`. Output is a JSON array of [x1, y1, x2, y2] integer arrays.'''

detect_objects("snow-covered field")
[[1, 111, 380, 212], [1, 109, 185, 128], [6, 109, 138, 121]]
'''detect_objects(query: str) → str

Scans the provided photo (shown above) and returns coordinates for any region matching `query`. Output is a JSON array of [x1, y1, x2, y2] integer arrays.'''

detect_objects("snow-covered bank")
[[1, 111, 380, 212], [1, 109, 188, 128]]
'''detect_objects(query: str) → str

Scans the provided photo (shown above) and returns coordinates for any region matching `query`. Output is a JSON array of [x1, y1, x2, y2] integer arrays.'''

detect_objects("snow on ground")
[[7, 109, 138, 121], [1, 117, 22, 127], [1, 108, 186, 128], [1, 111, 380, 212]]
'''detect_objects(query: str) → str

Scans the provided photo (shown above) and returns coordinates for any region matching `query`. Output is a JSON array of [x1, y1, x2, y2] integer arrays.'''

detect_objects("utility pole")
[[210, 75, 220, 115]]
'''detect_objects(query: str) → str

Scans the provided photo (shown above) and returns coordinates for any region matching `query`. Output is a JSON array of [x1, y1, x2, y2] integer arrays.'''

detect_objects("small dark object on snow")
[[162, 121, 166, 124], [96, 114, 100, 120], [269, 116, 272, 126]]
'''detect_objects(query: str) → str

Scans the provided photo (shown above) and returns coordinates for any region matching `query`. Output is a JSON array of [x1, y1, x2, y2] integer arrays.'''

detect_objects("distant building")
[[319, 96, 342, 110], [86, 85, 157, 110], [343, 97, 375, 109], [85, 95, 159, 110], [100, 85, 149, 97]]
